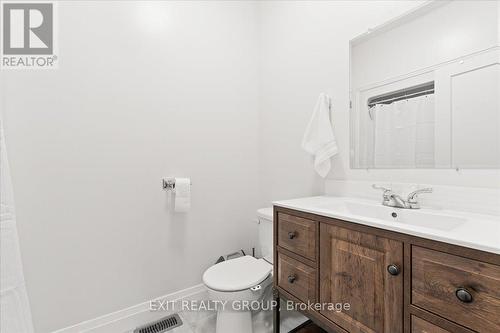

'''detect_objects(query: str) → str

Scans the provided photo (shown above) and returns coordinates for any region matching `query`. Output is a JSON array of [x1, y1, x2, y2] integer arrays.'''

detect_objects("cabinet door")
[[319, 224, 403, 333]]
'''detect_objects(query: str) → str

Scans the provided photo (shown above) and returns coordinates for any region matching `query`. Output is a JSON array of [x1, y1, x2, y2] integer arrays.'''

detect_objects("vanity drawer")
[[277, 252, 316, 303], [411, 316, 453, 333], [412, 246, 500, 332], [277, 213, 317, 261]]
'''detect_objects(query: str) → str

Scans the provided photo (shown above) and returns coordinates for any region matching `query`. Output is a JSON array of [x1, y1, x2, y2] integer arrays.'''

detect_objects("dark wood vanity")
[[273, 206, 500, 333]]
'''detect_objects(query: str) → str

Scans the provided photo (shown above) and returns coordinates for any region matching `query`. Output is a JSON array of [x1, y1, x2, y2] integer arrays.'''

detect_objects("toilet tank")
[[257, 208, 273, 264]]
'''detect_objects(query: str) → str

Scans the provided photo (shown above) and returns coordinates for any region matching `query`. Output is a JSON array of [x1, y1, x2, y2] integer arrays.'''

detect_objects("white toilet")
[[202, 208, 273, 333]]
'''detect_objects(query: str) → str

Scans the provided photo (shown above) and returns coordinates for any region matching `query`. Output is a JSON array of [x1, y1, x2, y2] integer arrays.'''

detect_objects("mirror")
[[350, 1, 500, 169]]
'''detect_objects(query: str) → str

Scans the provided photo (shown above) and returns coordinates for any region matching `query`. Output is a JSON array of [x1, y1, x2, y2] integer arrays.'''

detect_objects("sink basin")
[[343, 201, 466, 231]]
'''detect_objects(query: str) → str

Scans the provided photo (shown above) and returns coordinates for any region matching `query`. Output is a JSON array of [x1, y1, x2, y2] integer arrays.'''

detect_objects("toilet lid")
[[203, 256, 272, 292]]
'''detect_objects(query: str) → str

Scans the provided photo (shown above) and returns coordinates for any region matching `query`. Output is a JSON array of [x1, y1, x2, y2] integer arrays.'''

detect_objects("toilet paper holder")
[[162, 177, 192, 191]]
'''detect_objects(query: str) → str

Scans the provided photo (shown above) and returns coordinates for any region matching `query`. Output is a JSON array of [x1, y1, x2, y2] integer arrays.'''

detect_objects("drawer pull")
[[288, 231, 297, 239], [387, 264, 400, 276], [287, 274, 297, 284], [455, 288, 473, 303]]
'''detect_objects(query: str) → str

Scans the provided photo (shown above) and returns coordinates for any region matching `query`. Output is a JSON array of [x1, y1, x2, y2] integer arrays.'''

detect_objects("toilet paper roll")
[[174, 178, 191, 213]]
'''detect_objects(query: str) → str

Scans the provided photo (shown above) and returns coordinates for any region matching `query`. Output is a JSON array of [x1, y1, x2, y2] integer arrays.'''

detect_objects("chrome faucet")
[[372, 184, 433, 209]]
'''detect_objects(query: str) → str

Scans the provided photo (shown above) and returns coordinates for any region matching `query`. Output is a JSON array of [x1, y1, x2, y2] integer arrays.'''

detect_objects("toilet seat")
[[203, 256, 272, 292]]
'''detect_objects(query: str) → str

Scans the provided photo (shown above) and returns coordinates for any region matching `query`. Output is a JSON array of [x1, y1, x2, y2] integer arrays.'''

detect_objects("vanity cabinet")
[[273, 207, 500, 333]]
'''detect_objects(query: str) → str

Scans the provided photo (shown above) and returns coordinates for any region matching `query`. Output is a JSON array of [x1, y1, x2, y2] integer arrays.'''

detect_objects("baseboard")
[[52, 284, 206, 333]]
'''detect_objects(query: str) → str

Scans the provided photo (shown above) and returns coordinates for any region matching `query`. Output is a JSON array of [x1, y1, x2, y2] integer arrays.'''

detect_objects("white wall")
[[258, 0, 428, 205], [1, 1, 260, 332]]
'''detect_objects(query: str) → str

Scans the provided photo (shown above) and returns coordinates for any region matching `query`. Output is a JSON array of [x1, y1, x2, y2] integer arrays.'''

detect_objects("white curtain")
[[373, 94, 435, 168], [0, 117, 35, 333]]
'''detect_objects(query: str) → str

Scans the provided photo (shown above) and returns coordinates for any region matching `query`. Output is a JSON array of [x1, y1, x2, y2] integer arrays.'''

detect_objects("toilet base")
[[215, 309, 253, 333]]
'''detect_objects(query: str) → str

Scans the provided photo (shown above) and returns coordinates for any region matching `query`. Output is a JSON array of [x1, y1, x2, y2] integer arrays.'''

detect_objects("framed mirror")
[[350, 1, 500, 169]]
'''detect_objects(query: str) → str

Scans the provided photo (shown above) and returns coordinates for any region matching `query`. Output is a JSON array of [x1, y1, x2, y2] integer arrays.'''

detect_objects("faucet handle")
[[407, 187, 433, 203], [372, 184, 392, 193], [372, 184, 394, 203]]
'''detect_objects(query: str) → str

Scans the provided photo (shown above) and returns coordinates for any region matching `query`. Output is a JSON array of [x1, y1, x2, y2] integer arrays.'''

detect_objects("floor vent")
[[133, 314, 183, 333]]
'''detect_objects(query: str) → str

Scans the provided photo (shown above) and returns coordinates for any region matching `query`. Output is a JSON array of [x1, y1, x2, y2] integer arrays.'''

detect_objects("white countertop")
[[273, 196, 500, 255]]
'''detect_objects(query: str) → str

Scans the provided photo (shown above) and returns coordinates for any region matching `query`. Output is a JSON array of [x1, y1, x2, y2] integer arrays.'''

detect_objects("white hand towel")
[[301, 93, 339, 177]]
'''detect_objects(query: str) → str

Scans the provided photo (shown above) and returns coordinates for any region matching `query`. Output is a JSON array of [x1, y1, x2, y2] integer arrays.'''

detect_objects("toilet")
[[202, 208, 273, 333]]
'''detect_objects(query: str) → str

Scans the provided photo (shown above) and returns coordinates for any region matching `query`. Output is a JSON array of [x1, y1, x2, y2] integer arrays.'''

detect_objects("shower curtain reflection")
[[372, 94, 435, 168]]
